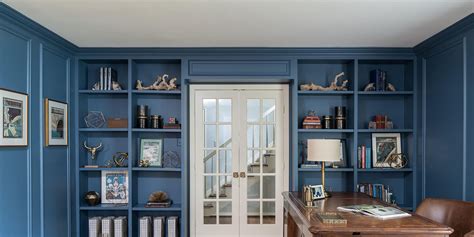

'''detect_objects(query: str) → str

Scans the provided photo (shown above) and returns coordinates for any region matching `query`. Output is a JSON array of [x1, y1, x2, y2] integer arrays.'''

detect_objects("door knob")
[[233, 172, 239, 178], [240, 172, 246, 178]]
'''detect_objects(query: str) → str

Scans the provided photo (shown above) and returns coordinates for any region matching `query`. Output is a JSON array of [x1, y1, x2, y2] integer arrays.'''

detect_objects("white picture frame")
[[372, 133, 401, 168], [45, 98, 68, 146], [0, 88, 28, 146], [101, 170, 129, 204], [310, 184, 325, 200]]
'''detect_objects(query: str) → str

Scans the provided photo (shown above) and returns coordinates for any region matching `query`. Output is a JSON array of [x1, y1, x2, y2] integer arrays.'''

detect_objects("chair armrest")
[[465, 230, 474, 237]]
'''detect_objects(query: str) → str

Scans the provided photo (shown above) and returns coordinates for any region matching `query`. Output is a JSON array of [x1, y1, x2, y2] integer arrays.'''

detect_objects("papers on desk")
[[337, 204, 411, 220]]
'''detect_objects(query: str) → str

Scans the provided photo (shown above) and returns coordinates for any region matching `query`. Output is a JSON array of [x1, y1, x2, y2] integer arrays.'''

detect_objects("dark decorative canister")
[[335, 106, 346, 117], [137, 116, 147, 128], [84, 191, 100, 206], [322, 116, 333, 129], [158, 115, 164, 129], [336, 116, 346, 129], [151, 115, 159, 129], [137, 105, 148, 117]]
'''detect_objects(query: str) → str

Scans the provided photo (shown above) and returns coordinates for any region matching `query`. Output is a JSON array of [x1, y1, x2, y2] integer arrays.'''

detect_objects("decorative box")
[[107, 118, 128, 128]]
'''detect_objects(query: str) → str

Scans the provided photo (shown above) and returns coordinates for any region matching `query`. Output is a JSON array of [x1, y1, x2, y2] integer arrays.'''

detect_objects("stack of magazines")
[[337, 204, 410, 220]]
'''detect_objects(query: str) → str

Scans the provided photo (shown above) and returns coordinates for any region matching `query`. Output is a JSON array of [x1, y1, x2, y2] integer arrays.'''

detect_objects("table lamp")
[[307, 139, 340, 197]]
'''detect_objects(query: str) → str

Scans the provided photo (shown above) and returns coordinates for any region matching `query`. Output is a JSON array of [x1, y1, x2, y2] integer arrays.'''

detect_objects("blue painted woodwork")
[[188, 60, 291, 76]]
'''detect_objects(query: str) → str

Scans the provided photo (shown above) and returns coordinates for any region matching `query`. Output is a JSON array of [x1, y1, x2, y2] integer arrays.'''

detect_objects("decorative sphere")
[[84, 191, 100, 206]]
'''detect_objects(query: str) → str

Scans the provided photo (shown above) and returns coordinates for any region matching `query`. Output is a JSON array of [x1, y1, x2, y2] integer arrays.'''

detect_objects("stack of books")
[[88, 216, 127, 237], [357, 145, 372, 169], [337, 204, 410, 220], [139, 216, 179, 237], [302, 115, 321, 129], [97, 67, 118, 90], [370, 69, 387, 91], [153, 217, 165, 237], [101, 216, 114, 237], [357, 183, 393, 204], [167, 216, 179, 237], [114, 216, 128, 237], [140, 216, 152, 237], [88, 216, 102, 237]]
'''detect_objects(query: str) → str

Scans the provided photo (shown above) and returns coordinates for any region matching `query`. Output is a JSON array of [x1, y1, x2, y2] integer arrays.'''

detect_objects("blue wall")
[[0, 3, 76, 237]]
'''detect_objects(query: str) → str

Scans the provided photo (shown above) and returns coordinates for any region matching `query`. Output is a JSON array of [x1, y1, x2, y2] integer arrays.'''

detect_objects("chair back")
[[416, 198, 474, 237]]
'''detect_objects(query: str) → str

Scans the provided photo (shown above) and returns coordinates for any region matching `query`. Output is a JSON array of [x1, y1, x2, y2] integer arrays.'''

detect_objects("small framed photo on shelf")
[[44, 98, 68, 146], [0, 88, 28, 146], [372, 133, 401, 168], [139, 139, 163, 167], [310, 185, 325, 200], [101, 170, 128, 204]]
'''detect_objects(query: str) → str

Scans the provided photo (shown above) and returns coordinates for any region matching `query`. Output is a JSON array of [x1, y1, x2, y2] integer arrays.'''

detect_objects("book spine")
[[108, 67, 112, 90], [357, 146, 362, 169], [367, 148, 371, 169], [100, 67, 104, 90], [362, 145, 366, 169]]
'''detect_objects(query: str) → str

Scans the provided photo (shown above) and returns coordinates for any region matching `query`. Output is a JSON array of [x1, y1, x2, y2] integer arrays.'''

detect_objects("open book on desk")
[[337, 204, 411, 220]]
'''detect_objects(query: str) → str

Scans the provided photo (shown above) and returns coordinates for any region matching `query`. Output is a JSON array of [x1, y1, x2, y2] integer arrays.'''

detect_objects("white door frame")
[[190, 84, 289, 237]]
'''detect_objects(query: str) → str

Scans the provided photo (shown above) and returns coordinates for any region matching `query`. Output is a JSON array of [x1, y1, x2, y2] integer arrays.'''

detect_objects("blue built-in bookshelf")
[[296, 59, 416, 211], [75, 58, 184, 237]]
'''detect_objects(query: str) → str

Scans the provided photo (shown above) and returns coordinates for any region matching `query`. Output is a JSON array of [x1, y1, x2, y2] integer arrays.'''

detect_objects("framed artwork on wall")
[[44, 98, 68, 146], [101, 170, 129, 204], [139, 139, 163, 167], [372, 133, 401, 168], [0, 88, 28, 146]]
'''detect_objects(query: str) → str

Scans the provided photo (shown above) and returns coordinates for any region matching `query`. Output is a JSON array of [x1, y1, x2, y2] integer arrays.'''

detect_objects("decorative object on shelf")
[[368, 115, 394, 129], [44, 98, 68, 146], [135, 74, 179, 91], [303, 185, 314, 206], [307, 139, 341, 197], [83, 141, 103, 161], [309, 184, 326, 200], [335, 106, 347, 129], [137, 105, 148, 128], [163, 117, 181, 129], [139, 159, 151, 168], [107, 118, 127, 128], [84, 111, 106, 128], [0, 88, 28, 146], [151, 115, 163, 129], [386, 153, 408, 169], [139, 139, 163, 167], [146, 191, 172, 208], [371, 133, 401, 168], [363, 69, 397, 92], [302, 110, 321, 129], [368, 121, 377, 129], [163, 151, 181, 168], [92, 67, 123, 91], [300, 72, 348, 91], [105, 152, 129, 168], [101, 170, 129, 204], [322, 115, 333, 129], [84, 191, 101, 206]]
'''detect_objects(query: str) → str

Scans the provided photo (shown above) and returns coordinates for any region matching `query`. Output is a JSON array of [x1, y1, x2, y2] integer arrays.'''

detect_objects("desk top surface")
[[283, 192, 454, 235]]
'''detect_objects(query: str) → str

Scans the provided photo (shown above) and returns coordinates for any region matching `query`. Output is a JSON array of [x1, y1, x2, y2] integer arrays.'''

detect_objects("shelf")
[[298, 168, 354, 172], [358, 168, 413, 172], [298, 91, 354, 95], [132, 90, 181, 95], [80, 204, 129, 211], [298, 129, 354, 133], [132, 128, 181, 133], [78, 90, 128, 94], [358, 91, 413, 95], [79, 128, 128, 132], [358, 129, 413, 133], [132, 203, 182, 211], [132, 167, 181, 172], [80, 167, 129, 172]]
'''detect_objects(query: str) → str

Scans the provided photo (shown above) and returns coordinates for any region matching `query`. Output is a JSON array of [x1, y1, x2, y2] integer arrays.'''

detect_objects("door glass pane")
[[205, 125, 216, 148], [247, 125, 260, 148], [204, 176, 217, 199], [218, 125, 231, 148], [219, 175, 232, 199], [247, 99, 260, 122], [218, 150, 232, 174], [247, 150, 260, 173], [247, 201, 260, 224], [204, 201, 216, 224], [204, 150, 217, 173], [262, 150, 275, 173], [262, 176, 275, 199], [203, 99, 216, 123], [219, 202, 232, 224], [264, 124, 275, 148], [218, 99, 231, 122], [247, 175, 260, 199], [262, 99, 275, 123], [262, 201, 276, 224]]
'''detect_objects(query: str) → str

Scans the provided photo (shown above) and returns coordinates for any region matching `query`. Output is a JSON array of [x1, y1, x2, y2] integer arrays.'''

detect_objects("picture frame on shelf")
[[0, 88, 28, 146], [310, 185, 326, 200], [139, 139, 163, 167], [372, 133, 401, 168], [327, 139, 347, 168], [101, 170, 128, 204], [44, 98, 68, 146]]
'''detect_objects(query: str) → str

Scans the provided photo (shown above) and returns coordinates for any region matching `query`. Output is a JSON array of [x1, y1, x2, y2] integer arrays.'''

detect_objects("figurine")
[[136, 74, 179, 91], [83, 141, 102, 160], [300, 72, 348, 91], [92, 81, 122, 91]]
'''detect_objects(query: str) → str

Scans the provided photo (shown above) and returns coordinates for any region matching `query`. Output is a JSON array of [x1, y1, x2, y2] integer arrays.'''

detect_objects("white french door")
[[190, 85, 289, 237]]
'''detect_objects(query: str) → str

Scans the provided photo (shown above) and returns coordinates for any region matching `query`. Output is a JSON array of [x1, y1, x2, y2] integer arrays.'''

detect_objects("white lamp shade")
[[307, 139, 340, 162]]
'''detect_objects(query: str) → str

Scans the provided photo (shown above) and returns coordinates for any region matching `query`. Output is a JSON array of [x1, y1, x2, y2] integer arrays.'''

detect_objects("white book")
[[102, 216, 115, 237], [153, 217, 165, 237], [108, 67, 112, 90], [167, 216, 179, 237], [139, 216, 152, 237], [337, 204, 411, 220], [114, 216, 127, 237], [88, 216, 102, 237], [99, 67, 104, 90]]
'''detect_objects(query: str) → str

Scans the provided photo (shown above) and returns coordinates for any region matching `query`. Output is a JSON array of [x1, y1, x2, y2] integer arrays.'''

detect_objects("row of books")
[[357, 145, 372, 169], [357, 183, 393, 204], [140, 216, 178, 237], [370, 69, 387, 91], [97, 67, 118, 90], [89, 216, 127, 237]]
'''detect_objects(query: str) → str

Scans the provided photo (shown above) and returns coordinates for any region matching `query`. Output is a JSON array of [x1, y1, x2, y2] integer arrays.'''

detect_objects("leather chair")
[[416, 198, 474, 237]]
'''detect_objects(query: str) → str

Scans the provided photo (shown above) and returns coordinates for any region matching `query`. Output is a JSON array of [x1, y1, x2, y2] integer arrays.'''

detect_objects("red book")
[[362, 145, 366, 169]]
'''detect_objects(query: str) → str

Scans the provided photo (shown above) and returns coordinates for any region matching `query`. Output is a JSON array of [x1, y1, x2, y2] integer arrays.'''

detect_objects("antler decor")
[[83, 141, 103, 160]]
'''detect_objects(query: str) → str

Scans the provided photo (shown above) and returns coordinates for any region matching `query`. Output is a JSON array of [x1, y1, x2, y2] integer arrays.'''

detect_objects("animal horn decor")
[[83, 141, 103, 160]]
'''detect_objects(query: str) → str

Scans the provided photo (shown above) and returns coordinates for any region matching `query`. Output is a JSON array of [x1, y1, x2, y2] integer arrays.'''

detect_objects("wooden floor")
[[204, 216, 275, 224]]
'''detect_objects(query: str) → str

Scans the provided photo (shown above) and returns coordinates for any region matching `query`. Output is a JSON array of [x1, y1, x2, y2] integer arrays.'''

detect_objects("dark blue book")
[[370, 69, 386, 91]]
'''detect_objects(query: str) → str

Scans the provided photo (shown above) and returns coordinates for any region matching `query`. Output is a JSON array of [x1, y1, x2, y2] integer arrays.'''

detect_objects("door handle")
[[240, 172, 246, 178], [233, 172, 239, 178]]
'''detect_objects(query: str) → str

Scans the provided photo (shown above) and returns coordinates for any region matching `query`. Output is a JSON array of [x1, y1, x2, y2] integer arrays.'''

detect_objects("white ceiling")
[[3, 0, 474, 48]]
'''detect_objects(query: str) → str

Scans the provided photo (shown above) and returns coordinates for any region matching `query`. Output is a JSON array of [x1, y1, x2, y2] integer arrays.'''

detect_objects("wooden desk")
[[283, 192, 453, 237]]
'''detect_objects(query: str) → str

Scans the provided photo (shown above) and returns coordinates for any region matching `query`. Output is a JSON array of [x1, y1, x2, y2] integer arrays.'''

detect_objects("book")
[[114, 216, 127, 237], [153, 216, 165, 237], [315, 212, 347, 224], [357, 146, 362, 168], [337, 204, 410, 220], [101, 216, 114, 237], [139, 216, 152, 237], [370, 69, 386, 91], [361, 145, 366, 169], [88, 216, 102, 237], [100, 67, 104, 90], [167, 216, 179, 237], [366, 148, 371, 169], [146, 200, 172, 208], [300, 163, 321, 169]]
